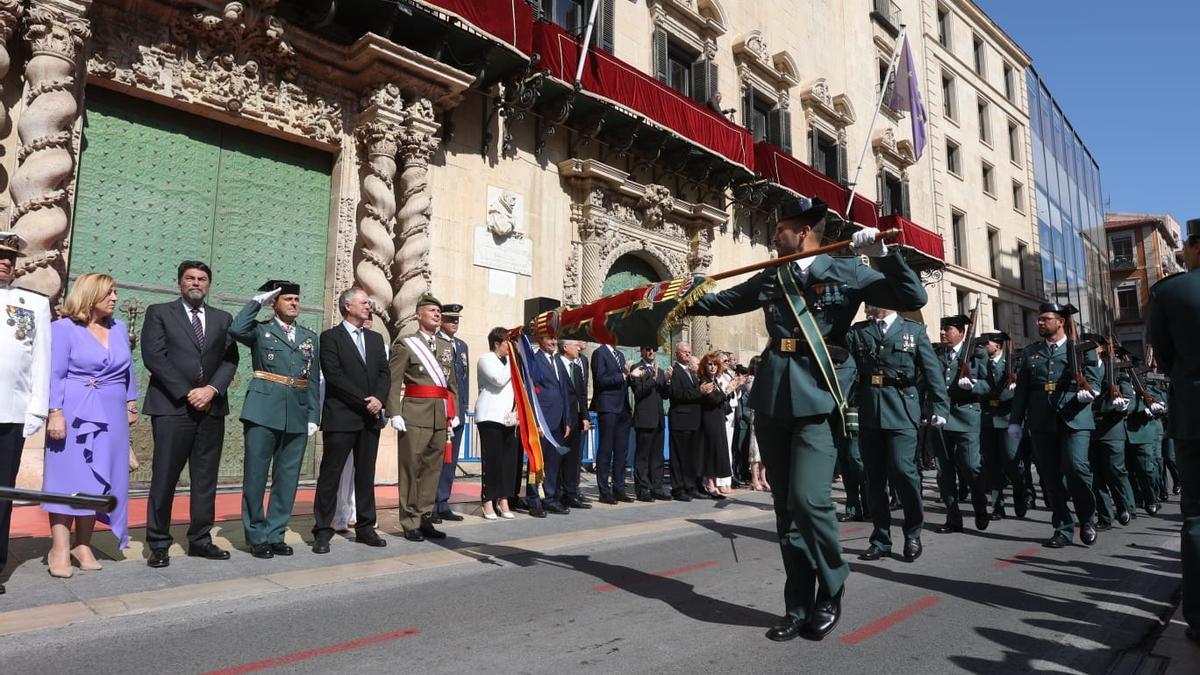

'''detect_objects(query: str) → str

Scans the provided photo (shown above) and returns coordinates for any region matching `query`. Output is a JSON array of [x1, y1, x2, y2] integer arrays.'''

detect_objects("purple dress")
[[42, 318, 137, 548]]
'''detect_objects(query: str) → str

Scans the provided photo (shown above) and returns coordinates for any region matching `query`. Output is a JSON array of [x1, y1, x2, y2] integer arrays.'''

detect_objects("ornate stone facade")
[[391, 101, 440, 336]]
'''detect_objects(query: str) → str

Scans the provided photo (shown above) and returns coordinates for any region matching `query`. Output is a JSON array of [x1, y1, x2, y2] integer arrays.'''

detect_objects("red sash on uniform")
[[404, 384, 457, 461]]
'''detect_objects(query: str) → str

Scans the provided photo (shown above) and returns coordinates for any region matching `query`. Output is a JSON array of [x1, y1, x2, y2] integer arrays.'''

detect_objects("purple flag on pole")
[[888, 36, 927, 160]]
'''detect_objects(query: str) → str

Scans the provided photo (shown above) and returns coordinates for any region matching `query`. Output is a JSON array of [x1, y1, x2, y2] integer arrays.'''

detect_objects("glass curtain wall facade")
[[1027, 67, 1112, 333]]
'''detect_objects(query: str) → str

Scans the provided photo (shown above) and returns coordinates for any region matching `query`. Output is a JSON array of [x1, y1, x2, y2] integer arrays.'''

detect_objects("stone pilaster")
[[355, 84, 406, 343], [688, 228, 714, 353], [390, 98, 439, 337], [0, 0, 23, 222]]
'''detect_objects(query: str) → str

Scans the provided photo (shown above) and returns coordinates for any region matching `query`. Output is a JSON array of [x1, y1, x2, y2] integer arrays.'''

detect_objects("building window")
[[977, 99, 991, 144], [880, 171, 908, 218], [1116, 285, 1140, 321], [937, 5, 951, 48], [992, 300, 1003, 331], [952, 210, 967, 267], [1003, 62, 1016, 101], [1007, 121, 1021, 164], [946, 138, 961, 176], [973, 34, 986, 76], [812, 128, 842, 182], [1012, 181, 1025, 212], [1022, 309, 1034, 338], [545, 0, 614, 52], [982, 161, 995, 196], [879, 59, 895, 103], [941, 72, 957, 120], [1110, 234, 1135, 269], [957, 288, 971, 315], [987, 227, 1000, 278], [1016, 241, 1028, 290], [666, 43, 694, 98]]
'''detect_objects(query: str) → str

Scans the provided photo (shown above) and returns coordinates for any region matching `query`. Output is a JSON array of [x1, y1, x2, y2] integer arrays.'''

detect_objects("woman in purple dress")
[[43, 273, 137, 577]]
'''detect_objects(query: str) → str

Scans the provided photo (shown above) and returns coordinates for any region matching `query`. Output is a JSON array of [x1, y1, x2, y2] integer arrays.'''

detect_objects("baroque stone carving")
[[11, 2, 91, 300], [87, 0, 345, 145], [743, 31, 769, 63], [390, 103, 440, 336], [486, 189, 523, 240], [356, 118, 401, 339], [638, 184, 674, 229], [0, 0, 24, 222]]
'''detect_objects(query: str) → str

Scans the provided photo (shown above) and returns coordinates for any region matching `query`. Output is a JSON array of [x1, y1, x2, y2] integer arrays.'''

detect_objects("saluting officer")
[[978, 332, 1026, 520], [1084, 336, 1137, 530], [932, 314, 991, 534], [229, 280, 321, 559], [687, 197, 928, 642], [1008, 302, 1102, 549], [1147, 217, 1200, 645], [849, 305, 947, 563]]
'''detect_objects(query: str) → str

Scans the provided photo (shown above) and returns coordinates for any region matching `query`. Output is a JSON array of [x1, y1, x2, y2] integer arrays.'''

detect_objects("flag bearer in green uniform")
[[932, 314, 991, 534], [1147, 217, 1200, 645], [1008, 303, 1102, 549], [849, 305, 948, 562], [687, 197, 928, 642], [230, 280, 320, 559], [978, 332, 1026, 520]]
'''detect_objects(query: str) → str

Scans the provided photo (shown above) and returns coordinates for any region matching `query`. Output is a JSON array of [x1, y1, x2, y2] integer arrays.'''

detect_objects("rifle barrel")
[[0, 487, 117, 512], [709, 229, 902, 282]]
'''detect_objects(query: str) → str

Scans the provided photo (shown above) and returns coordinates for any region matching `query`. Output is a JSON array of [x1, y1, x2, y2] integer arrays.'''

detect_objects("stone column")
[[688, 230, 713, 353], [10, 0, 91, 299], [390, 98, 439, 337], [354, 115, 402, 343], [0, 0, 23, 221], [577, 216, 607, 304]]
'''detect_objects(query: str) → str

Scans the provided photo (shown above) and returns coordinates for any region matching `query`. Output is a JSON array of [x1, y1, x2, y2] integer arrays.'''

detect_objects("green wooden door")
[[69, 88, 332, 485], [600, 254, 673, 368]]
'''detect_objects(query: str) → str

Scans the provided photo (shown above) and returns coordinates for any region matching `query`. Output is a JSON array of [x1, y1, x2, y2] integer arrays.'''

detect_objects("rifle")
[[1128, 363, 1158, 408], [1064, 315, 1093, 395], [0, 487, 117, 512], [1004, 337, 1016, 386], [957, 297, 982, 381], [1104, 335, 1121, 400]]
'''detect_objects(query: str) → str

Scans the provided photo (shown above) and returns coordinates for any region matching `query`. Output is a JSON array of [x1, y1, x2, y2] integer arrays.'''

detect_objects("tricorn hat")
[[441, 303, 463, 319], [983, 331, 1009, 344], [0, 231, 27, 257], [940, 314, 971, 330], [258, 279, 300, 295], [1038, 302, 1077, 318], [778, 196, 829, 227], [416, 292, 442, 310]]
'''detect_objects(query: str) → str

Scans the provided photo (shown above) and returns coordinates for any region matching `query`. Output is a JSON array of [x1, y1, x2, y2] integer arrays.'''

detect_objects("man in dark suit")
[[141, 260, 239, 568], [311, 288, 390, 553], [432, 303, 469, 523], [631, 345, 671, 501], [526, 336, 573, 517], [668, 342, 702, 501], [559, 340, 592, 509], [591, 343, 633, 503]]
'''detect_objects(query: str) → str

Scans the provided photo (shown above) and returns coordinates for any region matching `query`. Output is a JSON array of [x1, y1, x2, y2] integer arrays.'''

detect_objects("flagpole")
[[573, 0, 603, 87], [841, 27, 908, 223]]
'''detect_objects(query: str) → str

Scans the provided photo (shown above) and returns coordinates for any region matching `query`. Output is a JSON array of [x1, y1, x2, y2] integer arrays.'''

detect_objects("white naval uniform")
[[0, 284, 51, 436]]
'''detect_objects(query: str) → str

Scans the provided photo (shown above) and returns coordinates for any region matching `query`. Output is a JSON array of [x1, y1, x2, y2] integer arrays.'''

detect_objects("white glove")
[[930, 415, 947, 429], [1143, 408, 1156, 419], [1006, 424, 1023, 440], [956, 377, 976, 391], [850, 227, 888, 257], [1111, 397, 1129, 412], [1075, 390, 1095, 403], [1150, 402, 1166, 415], [449, 416, 460, 429], [22, 414, 45, 438], [307, 423, 318, 437], [252, 287, 283, 305], [1007, 382, 1017, 392], [390, 415, 407, 432]]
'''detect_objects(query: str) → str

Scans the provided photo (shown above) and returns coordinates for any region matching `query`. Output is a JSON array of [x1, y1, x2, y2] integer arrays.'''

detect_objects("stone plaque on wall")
[[473, 186, 531, 276]]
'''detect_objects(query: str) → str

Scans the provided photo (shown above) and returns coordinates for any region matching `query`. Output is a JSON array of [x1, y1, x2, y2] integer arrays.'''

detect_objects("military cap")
[[416, 292, 442, 310], [778, 196, 829, 226], [1038, 302, 1077, 317], [441, 303, 463, 319], [983, 331, 1009, 344], [258, 279, 300, 295], [940, 314, 971, 330], [0, 231, 27, 257], [1186, 218, 1200, 239]]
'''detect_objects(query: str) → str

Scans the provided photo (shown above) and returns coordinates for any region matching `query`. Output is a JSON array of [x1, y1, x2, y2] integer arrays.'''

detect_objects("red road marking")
[[839, 596, 940, 645], [592, 559, 720, 592], [994, 545, 1042, 569], [204, 628, 419, 674], [841, 526, 867, 537]]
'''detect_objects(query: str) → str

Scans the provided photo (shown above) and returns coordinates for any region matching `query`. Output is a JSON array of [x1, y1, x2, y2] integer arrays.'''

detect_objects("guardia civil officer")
[[977, 332, 1026, 520], [932, 314, 991, 533]]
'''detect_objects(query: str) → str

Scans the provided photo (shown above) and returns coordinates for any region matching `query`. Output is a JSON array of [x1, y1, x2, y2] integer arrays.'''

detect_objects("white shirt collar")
[[990, 352, 1003, 363], [1047, 335, 1068, 348], [949, 341, 963, 357], [795, 256, 817, 273], [341, 320, 362, 336], [182, 299, 205, 316], [275, 317, 294, 332], [876, 313, 898, 331]]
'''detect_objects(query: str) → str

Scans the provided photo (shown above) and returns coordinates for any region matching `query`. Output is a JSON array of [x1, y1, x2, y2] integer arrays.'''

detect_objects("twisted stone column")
[[0, 1, 23, 221], [11, 1, 91, 299], [688, 233, 713, 353], [390, 99, 439, 337], [355, 118, 401, 343]]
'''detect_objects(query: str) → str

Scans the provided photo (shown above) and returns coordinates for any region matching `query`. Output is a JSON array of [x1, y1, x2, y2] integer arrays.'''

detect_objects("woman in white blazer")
[[476, 327, 518, 519]]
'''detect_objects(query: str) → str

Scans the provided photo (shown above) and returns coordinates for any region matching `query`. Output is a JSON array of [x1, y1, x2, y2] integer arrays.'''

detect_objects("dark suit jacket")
[[562, 354, 589, 424], [631, 361, 668, 429], [320, 324, 390, 432], [668, 362, 703, 431], [532, 349, 571, 434], [590, 345, 630, 413], [140, 300, 239, 417]]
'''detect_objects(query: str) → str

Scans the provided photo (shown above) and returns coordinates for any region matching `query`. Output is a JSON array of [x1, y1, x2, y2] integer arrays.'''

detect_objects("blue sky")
[[976, 0, 1196, 225]]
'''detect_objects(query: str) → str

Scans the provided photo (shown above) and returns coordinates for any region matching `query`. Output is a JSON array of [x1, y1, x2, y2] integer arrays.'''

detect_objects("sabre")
[[0, 487, 118, 512]]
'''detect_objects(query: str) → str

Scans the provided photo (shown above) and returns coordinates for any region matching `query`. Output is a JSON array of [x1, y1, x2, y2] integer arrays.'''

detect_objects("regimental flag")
[[888, 36, 928, 160]]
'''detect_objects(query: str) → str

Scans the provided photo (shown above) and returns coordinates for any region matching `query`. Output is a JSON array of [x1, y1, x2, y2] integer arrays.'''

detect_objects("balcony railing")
[[1109, 256, 1136, 271], [871, 0, 902, 36]]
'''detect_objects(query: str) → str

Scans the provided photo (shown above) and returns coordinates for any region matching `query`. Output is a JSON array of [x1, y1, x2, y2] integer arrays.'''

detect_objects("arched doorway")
[[601, 254, 675, 368]]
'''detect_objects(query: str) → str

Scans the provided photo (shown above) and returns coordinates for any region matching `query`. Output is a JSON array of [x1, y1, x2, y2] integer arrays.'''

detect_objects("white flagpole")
[[574, 0, 603, 87], [842, 27, 908, 223]]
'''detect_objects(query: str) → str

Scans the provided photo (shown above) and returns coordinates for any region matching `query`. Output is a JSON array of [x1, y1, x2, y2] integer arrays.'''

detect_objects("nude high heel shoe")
[[71, 546, 103, 571]]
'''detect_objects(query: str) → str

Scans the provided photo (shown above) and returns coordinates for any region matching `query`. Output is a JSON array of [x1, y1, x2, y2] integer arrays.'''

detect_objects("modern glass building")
[[1027, 67, 1112, 333]]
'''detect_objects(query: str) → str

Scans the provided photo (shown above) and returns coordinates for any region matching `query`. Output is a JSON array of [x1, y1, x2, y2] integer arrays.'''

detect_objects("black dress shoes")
[[428, 512, 443, 524], [419, 522, 447, 539], [147, 549, 170, 568], [528, 505, 548, 518], [312, 538, 331, 554], [613, 492, 635, 503], [269, 543, 294, 556], [403, 529, 425, 542], [801, 586, 844, 641], [765, 615, 804, 642], [598, 494, 618, 505], [188, 543, 231, 560], [1173, 484, 1181, 495], [250, 544, 275, 559], [1146, 503, 1161, 516], [1080, 523, 1098, 546], [990, 509, 1006, 521], [837, 513, 854, 522], [438, 510, 465, 522], [903, 538, 922, 562], [935, 522, 963, 534], [1015, 502, 1028, 519], [1117, 510, 1132, 526], [544, 503, 570, 515], [1095, 521, 1113, 532], [651, 491, 673, 501], [636, 493, 653, 502], [1044, 532, 1070, 549], [974, 512, 991, 531], [565, 496, 592, 509], [356, 532, 388, 547], [859, 544, 888, 561], [673, 492, 692, 502]]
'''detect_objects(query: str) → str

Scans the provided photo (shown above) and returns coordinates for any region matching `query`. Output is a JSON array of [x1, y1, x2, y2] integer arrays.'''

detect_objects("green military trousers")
[[860, 426, 923, 551], [935, 430, 988, 528], [1090, 436, 1137, 524], [756, 413, 848, 620], [1126, 440, 1160, 509], [397, 425, 447, 532], [1160, 435, 1180, 498], [1031, 428, 1095, 540], [1178, 441, 1200, 632], [242, 423, 308, 546], [831, 414, 867, 520], [981, 427, 1026, 514]]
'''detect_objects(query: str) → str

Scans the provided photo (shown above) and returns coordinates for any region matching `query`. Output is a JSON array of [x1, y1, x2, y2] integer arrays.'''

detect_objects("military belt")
[[864, 373, 912, 388], [253, 370, 309, 388], [768, 337, 807, 353], [1041, 381, 1076, 393]]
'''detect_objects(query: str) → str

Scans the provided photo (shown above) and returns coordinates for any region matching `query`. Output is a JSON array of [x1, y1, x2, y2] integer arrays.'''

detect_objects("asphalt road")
[[0, 483, 1182, 675]]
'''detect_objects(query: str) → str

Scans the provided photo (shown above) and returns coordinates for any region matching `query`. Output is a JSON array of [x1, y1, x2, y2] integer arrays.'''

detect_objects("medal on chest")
[[5, 305, 35, 344], [901, 333, 915, 352]]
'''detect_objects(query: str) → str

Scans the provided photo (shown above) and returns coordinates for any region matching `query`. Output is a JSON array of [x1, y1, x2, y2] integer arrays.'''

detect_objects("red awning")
[[415, 0, 535, 55], [754, 142, 879, 227], [880, 214, 945, 261], [533, 21, 755, 169]]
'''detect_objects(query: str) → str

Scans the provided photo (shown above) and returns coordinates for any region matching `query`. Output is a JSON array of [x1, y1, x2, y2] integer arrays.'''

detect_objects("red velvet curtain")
[[880, 214, 945, 261], [418, 0, 535, 54], [754, 142, 880, 228]]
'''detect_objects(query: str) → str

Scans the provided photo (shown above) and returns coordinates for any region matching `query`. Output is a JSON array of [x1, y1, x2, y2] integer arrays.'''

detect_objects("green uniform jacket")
[[1009, 339, 1102, 432], [847, 317, 948, 431], [935, 344, 990, 433], [1124, 378, 1160, 444], [1147, 268, 1200, 440], [229, 300, 321, 434], [979, 354, 1016, 428], [1092, 375, 1133, 442], [689, 249, 927, 419], [386, 331, 458, 430]]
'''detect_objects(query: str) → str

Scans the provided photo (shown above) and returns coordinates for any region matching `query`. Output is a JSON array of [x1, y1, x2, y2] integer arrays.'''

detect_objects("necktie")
[[988, 358, 997, 379], [547, 353, 558, 380], [877, 319, 887, 334], [572, 361, 583, 392], [191, 307, 205, 381], [286, 325, 295, 343], [354, 328, 366, 362], [1049, 342, 1058, 356]]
